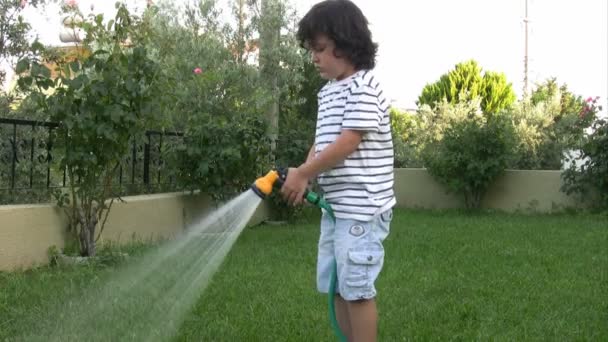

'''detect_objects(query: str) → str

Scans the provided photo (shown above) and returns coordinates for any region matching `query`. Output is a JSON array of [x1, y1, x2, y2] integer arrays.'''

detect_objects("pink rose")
[[65, 0, 77, 7], [20, 0, 27, 8], [193, 67, 203, 74], [586, 97, 593, 102]]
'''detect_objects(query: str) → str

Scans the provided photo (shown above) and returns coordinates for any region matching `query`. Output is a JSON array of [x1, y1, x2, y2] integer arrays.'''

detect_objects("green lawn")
[[1, 210, 607, 341]]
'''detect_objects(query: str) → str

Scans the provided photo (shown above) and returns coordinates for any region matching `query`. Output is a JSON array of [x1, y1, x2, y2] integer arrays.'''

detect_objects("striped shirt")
[[315, 70, 396, 221]]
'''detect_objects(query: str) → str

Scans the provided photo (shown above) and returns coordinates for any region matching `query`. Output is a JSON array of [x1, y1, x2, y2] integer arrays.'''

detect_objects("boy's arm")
[[281, 130, 362, 205], [282, 82, 382, 205], [305, 144, 316, 163], [300, 131, 362, 179]]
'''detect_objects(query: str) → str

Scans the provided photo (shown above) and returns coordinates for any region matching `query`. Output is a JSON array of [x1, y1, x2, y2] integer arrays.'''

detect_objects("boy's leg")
[[334, 209, 392, 342], [334, 295, 353, 341], [347, 298, 377, 342], [318, 212, 354, 337]]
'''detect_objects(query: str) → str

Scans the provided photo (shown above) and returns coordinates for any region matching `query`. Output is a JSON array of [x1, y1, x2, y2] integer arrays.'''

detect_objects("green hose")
[[272, 169, 346, 341], [328, 259, 347, 342], [307, 193, 347, 342]]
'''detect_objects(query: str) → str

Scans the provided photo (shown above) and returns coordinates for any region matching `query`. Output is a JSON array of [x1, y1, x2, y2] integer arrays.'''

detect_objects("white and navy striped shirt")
[[315, 70, 396, 221]]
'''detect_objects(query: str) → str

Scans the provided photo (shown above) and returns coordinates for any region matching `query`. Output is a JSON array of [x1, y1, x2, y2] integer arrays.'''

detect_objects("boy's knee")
[[335, 294, 374, 305], [347, 297, 375, 304]]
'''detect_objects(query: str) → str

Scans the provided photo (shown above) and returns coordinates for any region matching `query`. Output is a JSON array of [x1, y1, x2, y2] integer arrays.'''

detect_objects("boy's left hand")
[[281, 167, 308, 206]]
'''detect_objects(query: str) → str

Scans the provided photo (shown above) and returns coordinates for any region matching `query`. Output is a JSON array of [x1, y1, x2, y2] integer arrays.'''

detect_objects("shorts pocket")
[[345, 246, 384, 288], [380, 209, 393, 223]]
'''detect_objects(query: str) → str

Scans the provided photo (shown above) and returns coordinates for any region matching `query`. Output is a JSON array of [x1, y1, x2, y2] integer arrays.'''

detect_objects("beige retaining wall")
[[0, 192, 271, 271], [394, 169, 582, 211], [0, 169, 583, 271]]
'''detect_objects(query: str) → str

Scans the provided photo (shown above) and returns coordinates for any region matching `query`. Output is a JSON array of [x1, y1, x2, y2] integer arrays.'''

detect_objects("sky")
[[21, 0, 608, 115]]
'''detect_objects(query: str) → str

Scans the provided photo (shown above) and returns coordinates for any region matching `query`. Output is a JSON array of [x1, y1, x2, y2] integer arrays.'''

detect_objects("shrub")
[[390, 108, 423, 168], [17, 4, 163, 256], [421, 99, 517, 209], [562, 115, 607, 210], [173, 111, 271, 201]]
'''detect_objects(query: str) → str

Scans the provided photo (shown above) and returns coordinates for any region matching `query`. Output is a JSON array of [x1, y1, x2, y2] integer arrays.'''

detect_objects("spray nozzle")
[[250, 170, 279, 199], [251, 168, 291, 199]]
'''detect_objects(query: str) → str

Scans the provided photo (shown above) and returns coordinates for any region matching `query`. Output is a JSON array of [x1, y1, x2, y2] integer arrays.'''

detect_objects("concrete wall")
[[0, 192, 270, 271], [482, 170, 582, 212], [0, 204, 68, 271], [394, 169, 582, 211], [0, 169, 583, 271]]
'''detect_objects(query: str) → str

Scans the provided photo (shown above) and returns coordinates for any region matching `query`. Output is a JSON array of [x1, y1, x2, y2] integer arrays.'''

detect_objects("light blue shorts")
[[317, 209, 392, 301]]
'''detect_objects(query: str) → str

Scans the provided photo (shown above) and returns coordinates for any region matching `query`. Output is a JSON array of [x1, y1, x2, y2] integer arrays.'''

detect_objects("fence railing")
[[0, 117, 184, 204]]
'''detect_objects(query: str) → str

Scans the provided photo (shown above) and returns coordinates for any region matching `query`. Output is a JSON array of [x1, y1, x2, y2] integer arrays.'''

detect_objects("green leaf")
[[70, 74, 88, 89], [39, 78, 54, 90], [95, 60, 103, 73], [198, 161, 209, 175], [16, 59, 29, 74], [17, 76, 32, 88], [62, 63, 71, 78], [92, 49, 109, 57], [111, 111, 122, 123], [30, 63, 41, 77], [31, 40, 45, 53], [40, 65, 51, 78], [70, 61, 80, 73]]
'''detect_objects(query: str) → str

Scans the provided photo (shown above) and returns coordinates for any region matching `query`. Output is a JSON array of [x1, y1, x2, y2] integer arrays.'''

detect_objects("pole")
[[523, 0, 529, 98]]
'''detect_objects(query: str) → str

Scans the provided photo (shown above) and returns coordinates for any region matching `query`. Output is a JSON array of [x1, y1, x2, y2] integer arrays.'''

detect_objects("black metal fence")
[[0, 117, 184, 205]]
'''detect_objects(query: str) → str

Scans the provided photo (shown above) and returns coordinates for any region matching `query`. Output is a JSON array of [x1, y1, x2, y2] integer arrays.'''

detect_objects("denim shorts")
[[317, 209, 392, 301]]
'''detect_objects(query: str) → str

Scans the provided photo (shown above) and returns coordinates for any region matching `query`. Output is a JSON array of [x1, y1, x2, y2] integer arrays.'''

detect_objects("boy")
[[280, 1, 395, 341]]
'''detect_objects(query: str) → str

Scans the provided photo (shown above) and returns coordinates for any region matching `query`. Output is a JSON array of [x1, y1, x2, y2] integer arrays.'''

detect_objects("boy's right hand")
[[280, 167, 308, 206]]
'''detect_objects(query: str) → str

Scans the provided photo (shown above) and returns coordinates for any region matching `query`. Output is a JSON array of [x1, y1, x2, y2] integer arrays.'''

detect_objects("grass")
[[1, 209, 606, 341]]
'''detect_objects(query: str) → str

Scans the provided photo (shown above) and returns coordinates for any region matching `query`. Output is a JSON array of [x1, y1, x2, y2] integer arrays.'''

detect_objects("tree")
[[530, 77, 584, 117], [417, 60, 516, 115], [259, 0, 282, 156], [509, 79, 596, 170], [0, 0, 58, 120], [140, 0, 305, 200], [0, 0, 53, 86]]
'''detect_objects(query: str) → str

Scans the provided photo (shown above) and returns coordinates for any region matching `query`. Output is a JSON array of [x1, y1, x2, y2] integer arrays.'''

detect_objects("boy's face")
[[308, 35, 355, 81]]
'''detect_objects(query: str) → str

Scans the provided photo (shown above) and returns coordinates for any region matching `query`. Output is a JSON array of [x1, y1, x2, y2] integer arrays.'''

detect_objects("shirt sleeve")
[[341, 84, 383, 132]]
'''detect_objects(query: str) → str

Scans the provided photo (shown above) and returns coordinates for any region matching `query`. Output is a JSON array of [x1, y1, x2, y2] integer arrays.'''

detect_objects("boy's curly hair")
[[296, 0, 378, 70]]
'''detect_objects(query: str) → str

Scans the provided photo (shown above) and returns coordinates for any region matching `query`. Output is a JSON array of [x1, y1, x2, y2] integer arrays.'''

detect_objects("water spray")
[[251, 168, 347, 342]]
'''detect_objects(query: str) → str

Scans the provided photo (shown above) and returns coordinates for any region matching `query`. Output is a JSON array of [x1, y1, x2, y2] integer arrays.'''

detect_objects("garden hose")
[[324, 210, 348, 342]]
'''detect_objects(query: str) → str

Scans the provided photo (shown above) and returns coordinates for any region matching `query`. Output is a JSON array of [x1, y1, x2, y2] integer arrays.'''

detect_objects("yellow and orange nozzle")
[[251, 170, 279, 199]]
